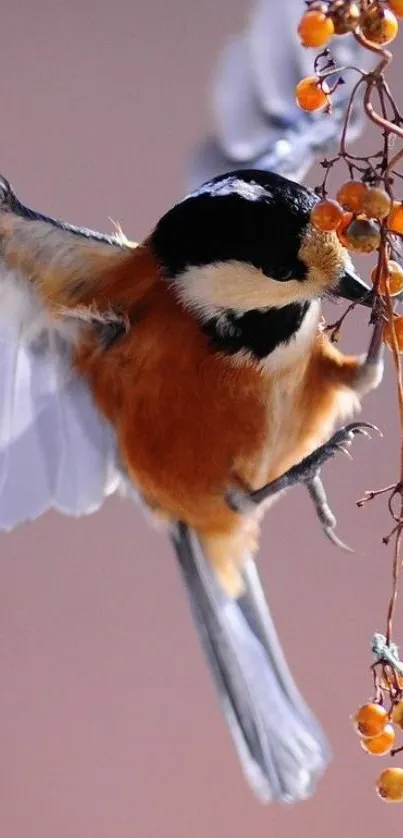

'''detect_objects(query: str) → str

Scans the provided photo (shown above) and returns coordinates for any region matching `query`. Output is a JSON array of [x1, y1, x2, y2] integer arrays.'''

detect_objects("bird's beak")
[[335, 268, 374, 308]]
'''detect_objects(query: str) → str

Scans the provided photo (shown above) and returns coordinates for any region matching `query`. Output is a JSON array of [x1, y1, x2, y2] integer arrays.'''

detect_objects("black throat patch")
[[201, 301, 311, 360]]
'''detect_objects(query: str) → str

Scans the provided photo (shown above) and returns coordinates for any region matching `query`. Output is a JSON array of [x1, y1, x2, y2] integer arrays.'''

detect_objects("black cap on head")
[[151, 169, 317, 282]]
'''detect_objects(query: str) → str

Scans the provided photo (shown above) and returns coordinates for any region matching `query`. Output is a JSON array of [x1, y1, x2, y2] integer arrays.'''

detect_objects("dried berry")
[[360, 7, 399, 45]]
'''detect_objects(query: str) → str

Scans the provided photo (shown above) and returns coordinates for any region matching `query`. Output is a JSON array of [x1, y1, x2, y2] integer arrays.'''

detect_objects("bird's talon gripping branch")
[[225, 423, 380, 543], [0, 166, 388, 804], [250, 422, 379, 504]]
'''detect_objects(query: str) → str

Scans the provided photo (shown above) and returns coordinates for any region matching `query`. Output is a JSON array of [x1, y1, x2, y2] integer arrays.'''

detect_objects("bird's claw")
[[225, 421, 381, 550], [323, 525, 354, 553], [307, 422, 381, 472]]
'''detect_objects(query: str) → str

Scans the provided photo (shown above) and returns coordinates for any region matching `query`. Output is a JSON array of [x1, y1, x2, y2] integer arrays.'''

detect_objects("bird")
[[0, 167, 384, 805]]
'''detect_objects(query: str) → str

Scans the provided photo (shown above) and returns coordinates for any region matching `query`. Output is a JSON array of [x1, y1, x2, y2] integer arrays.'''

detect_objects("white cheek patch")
[[174, 261, 317, 317], [174, 253, 354, 322]]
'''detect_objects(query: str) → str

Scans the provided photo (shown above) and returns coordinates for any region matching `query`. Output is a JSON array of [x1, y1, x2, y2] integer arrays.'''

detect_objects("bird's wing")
[[189, 0, 374, 187], [0, 176, 130, 531]]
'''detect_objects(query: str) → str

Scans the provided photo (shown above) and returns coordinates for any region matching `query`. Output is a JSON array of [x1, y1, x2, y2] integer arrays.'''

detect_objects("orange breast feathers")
[[73, 244, 365, 592]]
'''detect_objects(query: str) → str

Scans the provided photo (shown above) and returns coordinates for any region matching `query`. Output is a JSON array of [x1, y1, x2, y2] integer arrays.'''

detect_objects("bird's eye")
[[280, 269, 294, 281]]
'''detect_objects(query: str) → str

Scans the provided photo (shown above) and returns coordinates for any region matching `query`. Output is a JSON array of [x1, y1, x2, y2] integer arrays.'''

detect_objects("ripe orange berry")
[[362, 187, 392, 220], [360, 7, 399, 45], [311, 199, 344, 232], [371, 260, 403, 296], [298, 10, 335, 47], [360, 724, 396, 756], [330, 0, 361, 34], [388, 0, 403, 18], [376, 768, 403, 802], [295, 76, 330, 112], [336, 180, 368, 213], [354, 703, 388, 737], [341, 218, 381, 253], [387, 201, 403, 234], [384, 315, 403, 352]]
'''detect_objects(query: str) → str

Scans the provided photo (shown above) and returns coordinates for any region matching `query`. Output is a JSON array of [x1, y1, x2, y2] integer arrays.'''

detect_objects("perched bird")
[[0, 168, 383, 804], [0, 170, 383, 802]]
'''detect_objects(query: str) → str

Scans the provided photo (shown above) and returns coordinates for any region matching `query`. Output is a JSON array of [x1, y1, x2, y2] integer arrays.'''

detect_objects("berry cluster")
[[296, 2, 402, 113], [353, 696, 403, 801], [294, 0, 403, 804], [295, 1, 403, 348], [311, 182, 403, 344]]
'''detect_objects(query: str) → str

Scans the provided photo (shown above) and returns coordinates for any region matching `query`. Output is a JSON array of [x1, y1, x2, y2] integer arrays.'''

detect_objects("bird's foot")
[[226, 422, 381, 551]]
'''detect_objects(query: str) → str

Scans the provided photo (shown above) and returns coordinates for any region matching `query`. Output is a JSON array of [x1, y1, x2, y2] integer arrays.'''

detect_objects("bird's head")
[[150, 169, 371, 361]]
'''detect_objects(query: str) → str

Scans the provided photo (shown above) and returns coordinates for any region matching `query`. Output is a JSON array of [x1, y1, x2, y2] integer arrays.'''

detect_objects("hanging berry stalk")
[[296, 0, 403, 803]]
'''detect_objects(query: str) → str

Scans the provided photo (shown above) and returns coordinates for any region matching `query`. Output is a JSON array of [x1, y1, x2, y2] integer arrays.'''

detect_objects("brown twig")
[[305, 1, 403, 687]]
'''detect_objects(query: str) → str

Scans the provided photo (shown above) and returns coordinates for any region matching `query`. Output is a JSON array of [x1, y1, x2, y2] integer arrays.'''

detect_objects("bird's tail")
[[170, 521, 330, 804]]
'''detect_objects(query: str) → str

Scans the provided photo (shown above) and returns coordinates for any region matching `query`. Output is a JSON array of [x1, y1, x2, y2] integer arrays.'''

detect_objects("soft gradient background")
[[1, 1, 403, 836]]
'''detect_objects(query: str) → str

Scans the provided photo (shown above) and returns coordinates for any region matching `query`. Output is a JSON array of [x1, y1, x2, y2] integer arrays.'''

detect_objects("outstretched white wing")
[[0, 178, 125, 531]]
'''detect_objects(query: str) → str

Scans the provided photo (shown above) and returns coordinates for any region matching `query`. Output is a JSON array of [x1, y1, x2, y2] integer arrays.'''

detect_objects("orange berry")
[[295, 76, 330, 112], [341, 218, 381, 253], [388, 0, 403, 18], [354, 703, 388, 737], [298, 10, 335, 47], [362, 187, 392, 220], [371, 260, 403, 296], [330, 0, 361, 34], [384, 315, 403, 352], [336, 180, 368, 213], [376, 768, 403, 802], [360, 7, 399, 45], [387, 201, 403, 234], [360, 724, 396, 756], [311, 199, 344, 232]]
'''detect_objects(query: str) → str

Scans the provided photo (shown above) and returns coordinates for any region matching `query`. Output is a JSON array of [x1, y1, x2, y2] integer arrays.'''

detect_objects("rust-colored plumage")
[[70, 246, 365, 593], [0, 210, 375, 593], [0, 170, 383, 804]]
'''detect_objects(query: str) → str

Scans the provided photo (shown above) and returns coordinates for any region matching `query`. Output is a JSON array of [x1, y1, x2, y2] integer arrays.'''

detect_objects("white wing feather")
[[0, 231, 122, 532]]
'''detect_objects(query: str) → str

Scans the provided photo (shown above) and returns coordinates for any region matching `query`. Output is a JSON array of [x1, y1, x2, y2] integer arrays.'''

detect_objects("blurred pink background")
[[1, 1, 403, 835]]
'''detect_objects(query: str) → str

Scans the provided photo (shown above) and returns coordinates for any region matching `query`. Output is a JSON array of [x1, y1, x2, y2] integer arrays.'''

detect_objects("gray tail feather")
[[170, 521, 331, 804]]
